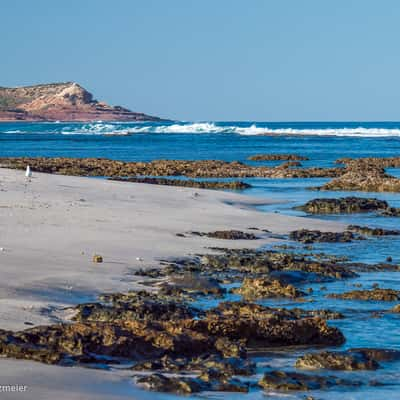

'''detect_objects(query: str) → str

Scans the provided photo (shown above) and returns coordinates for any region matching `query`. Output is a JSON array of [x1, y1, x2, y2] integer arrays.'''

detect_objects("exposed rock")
[[110, 177, 251, 190], [73, 292, 200, 323], [306, 309, 344, 320], [390, 304, 400, 313], [348, 261, 400, 273], [336, 156, 400, 168], [0, 157, 342, 179], [136, 373, 203, 394], [276, 161, 303, 168], [199, 371, 249, 392], [0, 82, 161, 122], [258, 370, 361, 391], [289, 229, 356, 243], [295, 350, 379, 371], [248, 154, 309, 161], [381, 207, 400, 216], [328, 288, 400, 301], [210, 301, 344, 321], [347, 348, 400, 362], [132, 354, 256, 376], [190, 230, 259, 240], [191, 304, 345, 348], [347, 225, 400, 236], [268, 270, 333, 285], [231, 277, 306, 300], [316, 160, 400, 192], [390, 304, 400, 312], [198, 248, 357, 280], [0, 319, 237, 365], [295, 197, 389, 214], [135, 372, 249, 394], [0, 287, 346, 365]]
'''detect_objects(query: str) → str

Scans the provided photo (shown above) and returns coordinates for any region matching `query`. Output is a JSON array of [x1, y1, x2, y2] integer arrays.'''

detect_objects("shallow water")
[[1, 121, 400, 399]]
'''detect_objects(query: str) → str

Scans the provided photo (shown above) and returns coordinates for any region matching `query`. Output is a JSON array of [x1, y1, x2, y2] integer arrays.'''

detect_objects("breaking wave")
[[3, 130, 23, 134], [3, 122, 400, 137], [61, 123, 134, 136], [61, 123, 400, 137]]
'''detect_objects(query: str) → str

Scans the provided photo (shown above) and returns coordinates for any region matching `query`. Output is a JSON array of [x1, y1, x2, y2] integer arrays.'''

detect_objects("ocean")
[[1, 120, 400, 399]]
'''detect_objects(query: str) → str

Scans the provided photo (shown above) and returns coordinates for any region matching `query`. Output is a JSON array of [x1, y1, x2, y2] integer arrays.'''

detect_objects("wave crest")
[[3, 122, 400, 137]]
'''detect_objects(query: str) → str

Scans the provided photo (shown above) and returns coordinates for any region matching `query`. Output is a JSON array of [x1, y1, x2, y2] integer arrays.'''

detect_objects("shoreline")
[[0, 167, 345, 331], [0, 167, 346, 399]]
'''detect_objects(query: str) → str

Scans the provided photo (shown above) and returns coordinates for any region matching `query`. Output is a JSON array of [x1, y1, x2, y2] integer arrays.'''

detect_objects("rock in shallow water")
[[136, 373, 203, 394], [295, 350, 379, 371], [247, 154, 309, 161], [0, 156, 341, 178], [316, 159, 400, 192], [135, 371, 249, 394], [190, 230, 259, 240], [131, 354, 256, 376], [347, 224, 400, 236], [0, 296, 345, 366], [231, 277, 306, 300], [289, 229, 357, 243], [328, 288, 400, 301], [391, 304, 400, 312], [198, 248, 357, 279], [258, 370, 361, 391], [73, 293, 200, 323], [295, 197, 390, 214], [110, 176, 252, 190]]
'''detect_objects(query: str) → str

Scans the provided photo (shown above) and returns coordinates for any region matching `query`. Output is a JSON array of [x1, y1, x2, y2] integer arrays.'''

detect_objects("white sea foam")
[[248, 127, 400, 137], [6, 121, 400, 137], [61, 123, 134, 136]]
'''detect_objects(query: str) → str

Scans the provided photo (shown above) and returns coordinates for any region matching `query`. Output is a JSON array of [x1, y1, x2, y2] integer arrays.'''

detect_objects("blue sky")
[[1, 0, 400, 121]]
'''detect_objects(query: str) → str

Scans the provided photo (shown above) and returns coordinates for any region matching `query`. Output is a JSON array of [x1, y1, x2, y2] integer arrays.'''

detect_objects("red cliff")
[[0, 82, 163, 122]]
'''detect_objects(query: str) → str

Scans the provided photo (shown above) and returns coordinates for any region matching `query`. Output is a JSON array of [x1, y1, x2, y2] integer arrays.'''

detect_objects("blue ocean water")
[[1, 121, 400, 399]]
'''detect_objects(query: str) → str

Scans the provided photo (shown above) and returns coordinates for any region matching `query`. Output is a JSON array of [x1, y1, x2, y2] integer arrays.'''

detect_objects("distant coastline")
[[0, 82, 166, 122]]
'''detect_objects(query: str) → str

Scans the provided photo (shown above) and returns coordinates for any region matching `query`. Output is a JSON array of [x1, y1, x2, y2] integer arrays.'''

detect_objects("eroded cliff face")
[[0, 82, 162, 122]]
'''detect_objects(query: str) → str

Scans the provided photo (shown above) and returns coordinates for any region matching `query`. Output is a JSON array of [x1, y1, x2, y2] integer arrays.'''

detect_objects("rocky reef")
[[110, 176, 251, 190], [347, 225, 400, 236], [0, 82, 162, 122], [296, 348, 400, 372], [289, 229, 357, 243], [0, 244, 362, 395], [336, 157, 400, 168], [231, 277, 306, 300], [0, 295, 344, 367], [247, 154, 309, 161], [0, 157, 341, 178], [328, 288, 400, 301], [135, 372, 249, 394], [258, 370, 361, 391], [0, 241, 398, 395], [316, 157, 400, 192], [296, 197, 391, 214], [295, 350, 380, 371], [3, 155, 400, 195], [190, 230, 259, 240]]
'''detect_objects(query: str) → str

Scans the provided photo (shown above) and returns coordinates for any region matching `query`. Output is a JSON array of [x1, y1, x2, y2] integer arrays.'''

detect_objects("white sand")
[[0, 167, 344, 398]]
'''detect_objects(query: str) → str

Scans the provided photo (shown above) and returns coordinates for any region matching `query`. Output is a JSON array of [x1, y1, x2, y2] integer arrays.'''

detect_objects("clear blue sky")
[[1, 0, 400, 121]]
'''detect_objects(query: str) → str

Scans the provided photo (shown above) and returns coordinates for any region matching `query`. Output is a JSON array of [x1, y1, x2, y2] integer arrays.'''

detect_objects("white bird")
[[25, 165, 32, 178]]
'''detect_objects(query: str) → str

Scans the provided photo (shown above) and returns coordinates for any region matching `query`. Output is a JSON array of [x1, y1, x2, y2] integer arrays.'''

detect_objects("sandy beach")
[[0, 167, 345, 399]]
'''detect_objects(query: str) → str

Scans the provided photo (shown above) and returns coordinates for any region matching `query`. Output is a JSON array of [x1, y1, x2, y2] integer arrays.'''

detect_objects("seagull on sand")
[[25, 165, 32, 179]]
